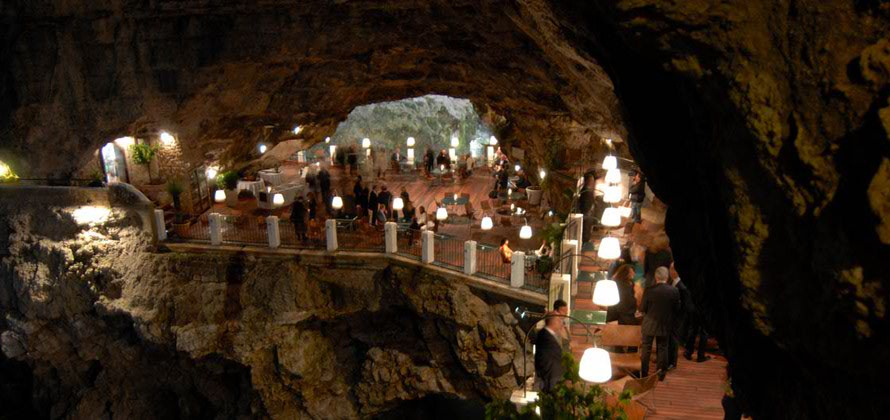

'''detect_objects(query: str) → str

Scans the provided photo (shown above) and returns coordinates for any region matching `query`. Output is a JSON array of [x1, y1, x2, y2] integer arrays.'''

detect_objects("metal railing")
[[279, 220, 325, 248], [169, 217, 211, 243], [220, 215, 267, 245], [475, 243, 511, 284], [433, 234, 464, 270], [338, 226, 386, 251], [396, 227, 423, 260]]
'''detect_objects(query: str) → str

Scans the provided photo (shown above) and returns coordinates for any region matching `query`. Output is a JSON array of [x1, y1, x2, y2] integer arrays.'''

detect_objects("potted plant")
[[217, 171, 240, 207], [87, 170, 105, 187], [166, 180, 190, 236], [129, 143, 159, 184]]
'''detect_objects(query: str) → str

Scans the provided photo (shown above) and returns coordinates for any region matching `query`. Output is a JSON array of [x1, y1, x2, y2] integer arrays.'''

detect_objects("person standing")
[[553, 299, 572, 352], [577, 172, 597, 244], [534, 312, 565, 392], [629, 171, 646, 224], [378, 185, 392, 219], [318, 165, 332, 215], [290, 197, 307, 241], [668, 262, 693, 369], [684, 296, 710, 363], [368, 185, 379, 225], [640, 266, 680, 380], [424, 148, 435, 176], [606, 264, 639, 325], [498, 238, 513, 264], [347, 145, 358, 174], [354, 176, 366, 216], [391, 148, 404, 174], [306, 192, 317, 221]]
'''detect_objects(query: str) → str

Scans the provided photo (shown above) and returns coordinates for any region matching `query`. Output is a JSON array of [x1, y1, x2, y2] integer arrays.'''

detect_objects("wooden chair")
[[620, 370, 661, 416], [464, 201, 477, 220], [599, 324, 643, 373]]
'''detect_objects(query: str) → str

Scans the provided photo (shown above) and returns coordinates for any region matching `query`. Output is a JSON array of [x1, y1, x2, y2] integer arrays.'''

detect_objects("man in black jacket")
[[640, 266, 680, 380], [577, 173, 597, 244], [668, 262, 693, 369], [629, 171, 646, 223], [534, 312, 565, 392]]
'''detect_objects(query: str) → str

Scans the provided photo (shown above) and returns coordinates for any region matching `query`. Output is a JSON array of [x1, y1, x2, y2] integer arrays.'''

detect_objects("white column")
[[569, 213, 584, 243], [325, 219, 338, 251], [486, 146, 495, 163], [511, 251, 526, 288], [549, 273, 572, 313], [407, 148, 415, 164], [297, 151, 305, 163], [384, 222, 398, 253], [464, 240, 477, 275], [266, 216, 280, 249], [560, 239, 579, 296], [329, 145, 337, 164], [153, 208, 167, 241], [449, 147, 457, 161], [209, 213, 222, 245], [421, 230, 435, 264]]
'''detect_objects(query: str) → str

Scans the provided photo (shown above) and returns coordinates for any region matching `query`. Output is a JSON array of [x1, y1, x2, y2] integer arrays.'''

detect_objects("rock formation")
[[1, 0, 889, 418], [0, 199, 529, 418]]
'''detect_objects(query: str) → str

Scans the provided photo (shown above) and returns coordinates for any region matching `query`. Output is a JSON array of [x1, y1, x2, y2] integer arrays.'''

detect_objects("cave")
[[1, 1, 889, 419]]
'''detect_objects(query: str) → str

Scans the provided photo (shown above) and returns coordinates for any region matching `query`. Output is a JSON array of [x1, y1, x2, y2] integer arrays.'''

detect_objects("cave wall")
[[0, 187, 529, 418]]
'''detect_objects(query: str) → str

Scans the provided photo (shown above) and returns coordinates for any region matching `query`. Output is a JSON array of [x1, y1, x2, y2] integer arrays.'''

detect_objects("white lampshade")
[[480, 216, 493, 230], [579, 347, 612, 383], [539, 169, 546, 180], [272, 193, 285, 206], [597, 237, 621, 260], [407, 136, 415, 147], [393, 197, 404, 211], [489, 135, 498, 145], [601, 207, 621, 227], [214, 190, 225, 203], [436, 207, 448, 221], [331, 195, 343, 210], [619, 206, 632, 218], [519, 225, 532, 239], [259, 144, 267, 154], [325, 136, 331, 143], [508, 188, 513, 196], [602, 155, 617, 170], [605, 168, 622, 184], [593, 279, 620, 306], [451, 136, 459, 147], [514, 164, 521, 172], [603, 185, 622, 203], [362, 138, 371, 148], [160, 131, 175, 145]]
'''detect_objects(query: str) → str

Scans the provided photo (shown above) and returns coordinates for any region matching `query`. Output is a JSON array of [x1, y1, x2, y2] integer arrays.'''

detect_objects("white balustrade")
[[153, 208, 166, 241], [384, 222, 398, 253], [266, 216, 280, 249], [421, 230, 435, 264], [325, 219, 338, 251], [511, 251, 526, 288], [209, 213, 222, 245], [464, 240, 477, 275]]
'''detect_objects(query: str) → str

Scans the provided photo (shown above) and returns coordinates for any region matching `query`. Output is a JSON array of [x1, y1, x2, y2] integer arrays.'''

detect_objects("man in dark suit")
[[534, 312, 565, 392], [577, 173, 597, 243], [640, 266, 680, 380], [391, 148, 405, 173], [668, 262, 693, 369], [378, 185, 392, 218]]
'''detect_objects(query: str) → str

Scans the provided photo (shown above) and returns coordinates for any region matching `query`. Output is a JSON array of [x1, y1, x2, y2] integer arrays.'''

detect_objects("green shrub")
[[217, 171, 239, 190]]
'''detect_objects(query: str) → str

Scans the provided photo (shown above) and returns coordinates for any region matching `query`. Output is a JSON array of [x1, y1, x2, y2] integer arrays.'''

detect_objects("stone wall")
[[0, 187, 530, 418]]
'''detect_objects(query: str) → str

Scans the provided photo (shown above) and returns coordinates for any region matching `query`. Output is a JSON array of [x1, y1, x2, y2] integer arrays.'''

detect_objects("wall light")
[[451, 136, 459, 148], [407, 137, 415, 147], [159, 132, 175, 146], [259, 144, 267, 154], [325, 136, 331, 143], [206, 166, 218, 180], [489, 135, 498, 145], [293, 126, 302, 135], [362, 138, 371, 148], [539, 169, 546, 180], [514, 164, 521, 172], [113, 136, 135, 148]]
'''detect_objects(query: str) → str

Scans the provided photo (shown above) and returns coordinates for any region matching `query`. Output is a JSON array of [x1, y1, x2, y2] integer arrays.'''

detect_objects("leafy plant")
[[129, 143, 158, 183], [166, 180, 186, 223], [485, 354, 630, 419], [217, 171, 239, 190]]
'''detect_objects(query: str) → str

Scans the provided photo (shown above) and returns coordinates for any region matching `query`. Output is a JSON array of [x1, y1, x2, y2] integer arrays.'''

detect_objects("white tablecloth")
[[237, 180, 265, 197], [258, 184, 304, 209], [258, 170, 284, 186]]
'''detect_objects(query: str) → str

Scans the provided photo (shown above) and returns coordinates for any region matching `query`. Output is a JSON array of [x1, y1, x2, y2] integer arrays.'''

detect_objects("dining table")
[[258, 169, 284, 186], [236, 179, 265, 198]]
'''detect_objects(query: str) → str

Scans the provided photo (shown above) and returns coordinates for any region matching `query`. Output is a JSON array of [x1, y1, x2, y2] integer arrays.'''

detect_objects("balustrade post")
[[421, 230, 435, 264], [325, 219, 338, 251], [569, 213, 584, 242], [209, 213, 222, 245], [561, 239, 579, 296], [384, 222, 398, 254], [153, 208, 167, 241], [511, 251, 526, 288], [464, 240, 477, 275], [266, 216, 281, 249]]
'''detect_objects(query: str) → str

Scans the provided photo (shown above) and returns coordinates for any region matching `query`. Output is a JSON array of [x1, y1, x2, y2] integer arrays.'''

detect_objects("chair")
[[481, 200, 492, 212], [599, 324, 643, 373], [618, 370, 661, 416], [464, 201, 477, 220]]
